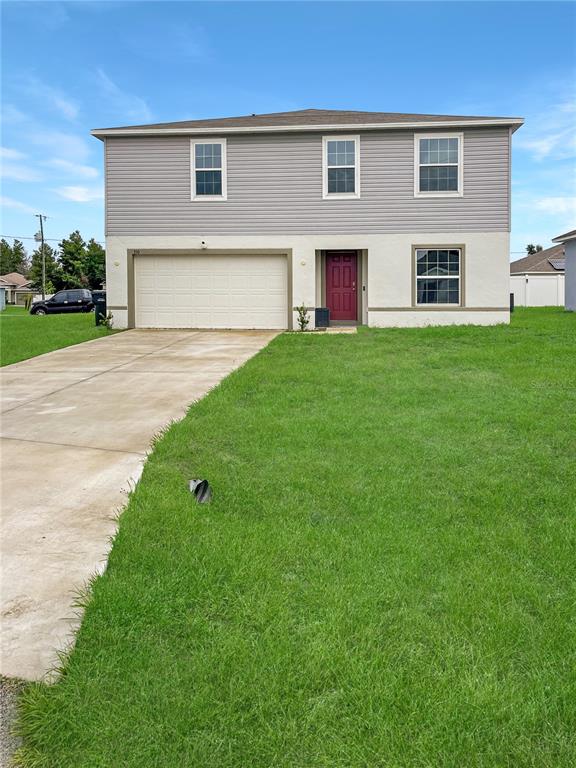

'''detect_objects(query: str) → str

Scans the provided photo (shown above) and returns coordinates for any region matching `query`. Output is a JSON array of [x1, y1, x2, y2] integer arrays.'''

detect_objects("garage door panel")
[[173, 293, 197, 308], [138, 275, 156, 290], [135, 255, 287, 329], [138, 311, 157, 326], [138, 291, 156, 307], [192, 276, 212, 289]]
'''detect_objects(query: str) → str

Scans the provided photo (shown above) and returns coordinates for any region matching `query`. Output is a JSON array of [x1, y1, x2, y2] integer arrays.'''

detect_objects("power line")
[[1, 234, 105, 245]]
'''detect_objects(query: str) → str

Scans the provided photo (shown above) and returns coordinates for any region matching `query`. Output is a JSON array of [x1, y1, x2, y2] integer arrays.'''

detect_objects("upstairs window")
[[415, 247, 462, 305], [323, 136, 360, 198], [192, 140, 227, 200], [415, 134, 462, 197]]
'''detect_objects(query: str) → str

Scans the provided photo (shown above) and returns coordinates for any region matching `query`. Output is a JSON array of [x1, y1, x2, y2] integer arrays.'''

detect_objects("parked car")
[[30, 289, 94, 315]]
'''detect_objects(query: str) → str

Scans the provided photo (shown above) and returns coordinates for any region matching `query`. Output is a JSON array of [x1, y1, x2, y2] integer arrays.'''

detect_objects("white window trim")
[[414, 247, 463, 306], [191, 138, 227, 201], [414, 133, 463, 198], [322, 135, 360, 199]]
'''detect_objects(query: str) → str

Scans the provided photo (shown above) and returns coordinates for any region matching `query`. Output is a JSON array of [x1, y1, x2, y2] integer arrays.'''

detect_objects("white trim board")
[[92, 118, 524, 138]]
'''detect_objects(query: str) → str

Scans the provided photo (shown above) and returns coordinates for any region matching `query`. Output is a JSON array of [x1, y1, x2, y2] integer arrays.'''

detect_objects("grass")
[[16, 308, 576, 767], [0, 306, 118, 366]]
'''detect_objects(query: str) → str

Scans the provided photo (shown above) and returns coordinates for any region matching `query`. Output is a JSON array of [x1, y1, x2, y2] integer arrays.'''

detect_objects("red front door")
[[326, 251, 357, 321]]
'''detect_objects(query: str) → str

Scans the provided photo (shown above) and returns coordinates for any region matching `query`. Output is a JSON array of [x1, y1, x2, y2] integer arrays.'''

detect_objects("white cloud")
[[534, 197, 576, 216], [0, 147, 26, 160], [0, 105, 27, 125], [95, 69, 153, 123], [520, 128, 576, 161], [55, 185, 104, 203], [1, 147, 42, 181], [0, 163, 43, 182], [52, 95, 78, 121], [0, 195, 37, 214], [27, 131, 91, 162], [517, 98, 576, 161], [44, 159, 99, 178], [17, 76, 79, 121]]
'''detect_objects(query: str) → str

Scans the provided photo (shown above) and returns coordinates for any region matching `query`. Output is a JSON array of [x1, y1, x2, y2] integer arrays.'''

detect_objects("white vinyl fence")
[[510, 274, 565, 307]]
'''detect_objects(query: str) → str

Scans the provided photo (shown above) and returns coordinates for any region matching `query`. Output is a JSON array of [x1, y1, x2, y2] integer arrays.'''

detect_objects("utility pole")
[[34, 214, 47, 299]]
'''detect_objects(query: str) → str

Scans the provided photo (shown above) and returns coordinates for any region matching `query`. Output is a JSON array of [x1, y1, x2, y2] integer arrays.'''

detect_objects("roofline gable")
[[91, 113, 524, 139]]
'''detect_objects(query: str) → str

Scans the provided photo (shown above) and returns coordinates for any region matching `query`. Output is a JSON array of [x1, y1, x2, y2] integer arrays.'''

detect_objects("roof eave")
[[91, 117, 525, 139], [552, 232, 576, 243]]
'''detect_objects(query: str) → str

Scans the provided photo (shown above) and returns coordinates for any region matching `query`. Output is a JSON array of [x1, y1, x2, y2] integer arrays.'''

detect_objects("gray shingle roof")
[[92, 108, 524, 135], [510, 244, 565, 274]]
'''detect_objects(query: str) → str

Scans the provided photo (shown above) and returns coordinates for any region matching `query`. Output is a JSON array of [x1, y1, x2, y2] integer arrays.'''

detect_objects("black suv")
[[30, 289, 94, 315]]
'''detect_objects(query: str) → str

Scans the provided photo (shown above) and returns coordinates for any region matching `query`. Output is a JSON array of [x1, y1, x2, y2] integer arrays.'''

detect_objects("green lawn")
[[16, 308, 576, 767], [0, 306, 118, 366]]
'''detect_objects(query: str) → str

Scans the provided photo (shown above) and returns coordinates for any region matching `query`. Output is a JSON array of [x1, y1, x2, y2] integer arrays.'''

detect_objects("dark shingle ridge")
[[94, 108, 524, 133]]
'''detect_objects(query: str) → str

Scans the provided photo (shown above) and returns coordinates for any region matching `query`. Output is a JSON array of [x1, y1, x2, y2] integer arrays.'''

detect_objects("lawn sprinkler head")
[[189, 479, 212, 503]]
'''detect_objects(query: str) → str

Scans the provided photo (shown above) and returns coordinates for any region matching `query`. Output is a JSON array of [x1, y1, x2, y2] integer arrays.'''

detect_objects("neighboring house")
[[552, 229, 576, 311], [510, 244, 565, 307], [91, 108, 523, 330], [0, 272, 34, 305]]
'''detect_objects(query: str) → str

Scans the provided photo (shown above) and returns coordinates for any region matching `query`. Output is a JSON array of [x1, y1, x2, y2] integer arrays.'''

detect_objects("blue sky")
[[1, 0, 575, 258]]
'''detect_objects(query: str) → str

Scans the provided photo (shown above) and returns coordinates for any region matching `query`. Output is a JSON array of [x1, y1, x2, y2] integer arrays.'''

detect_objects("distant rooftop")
[[92, 108, 524, 137], [510, 244, 565, 274], [0, 272, 32, 286]]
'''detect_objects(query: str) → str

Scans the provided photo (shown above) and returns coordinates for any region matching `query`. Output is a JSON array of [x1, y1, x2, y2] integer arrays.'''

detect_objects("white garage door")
[[134, 254, 287, 329]]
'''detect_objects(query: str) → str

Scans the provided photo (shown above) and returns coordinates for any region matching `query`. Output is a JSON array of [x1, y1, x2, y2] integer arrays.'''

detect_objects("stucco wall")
[[106, 231, 509, 330]]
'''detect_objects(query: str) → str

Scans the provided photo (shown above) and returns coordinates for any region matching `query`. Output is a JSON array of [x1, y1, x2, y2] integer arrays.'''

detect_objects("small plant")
[[296, 304, 310, 332], [101, 311, 114, 330]]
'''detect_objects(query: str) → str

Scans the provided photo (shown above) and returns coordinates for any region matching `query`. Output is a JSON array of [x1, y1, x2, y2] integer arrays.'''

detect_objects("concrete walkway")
[[1, 329, 277, 681]]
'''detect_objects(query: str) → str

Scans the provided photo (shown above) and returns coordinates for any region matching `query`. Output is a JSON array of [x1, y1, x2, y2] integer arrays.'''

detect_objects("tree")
[[11, 240, 29, 275], [0, 239, 13, 274], [0, 238, 29, 275], [526, 244, 543, 255], [29, 244, 63, 292], [58, 230, 86, 287], [82, 239, 106, 290]]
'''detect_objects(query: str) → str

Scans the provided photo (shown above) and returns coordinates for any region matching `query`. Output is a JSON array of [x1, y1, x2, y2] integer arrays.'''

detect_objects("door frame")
[[321, 249, 363, 325]]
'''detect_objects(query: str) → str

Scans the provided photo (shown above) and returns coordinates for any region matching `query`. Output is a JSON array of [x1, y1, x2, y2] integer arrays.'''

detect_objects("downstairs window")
[[415, 248, 462, 305]]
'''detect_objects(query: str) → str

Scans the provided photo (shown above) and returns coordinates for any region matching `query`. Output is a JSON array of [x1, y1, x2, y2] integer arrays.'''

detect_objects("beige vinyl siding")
[[104, 128, 510, 235]]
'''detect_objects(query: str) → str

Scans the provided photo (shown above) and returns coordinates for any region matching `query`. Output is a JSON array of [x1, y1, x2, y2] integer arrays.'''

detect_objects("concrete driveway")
[[1, 329, 277, 681]]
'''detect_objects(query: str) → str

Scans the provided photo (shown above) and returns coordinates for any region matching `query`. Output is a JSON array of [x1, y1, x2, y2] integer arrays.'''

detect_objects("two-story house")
[[92, 108, 523, 330]]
